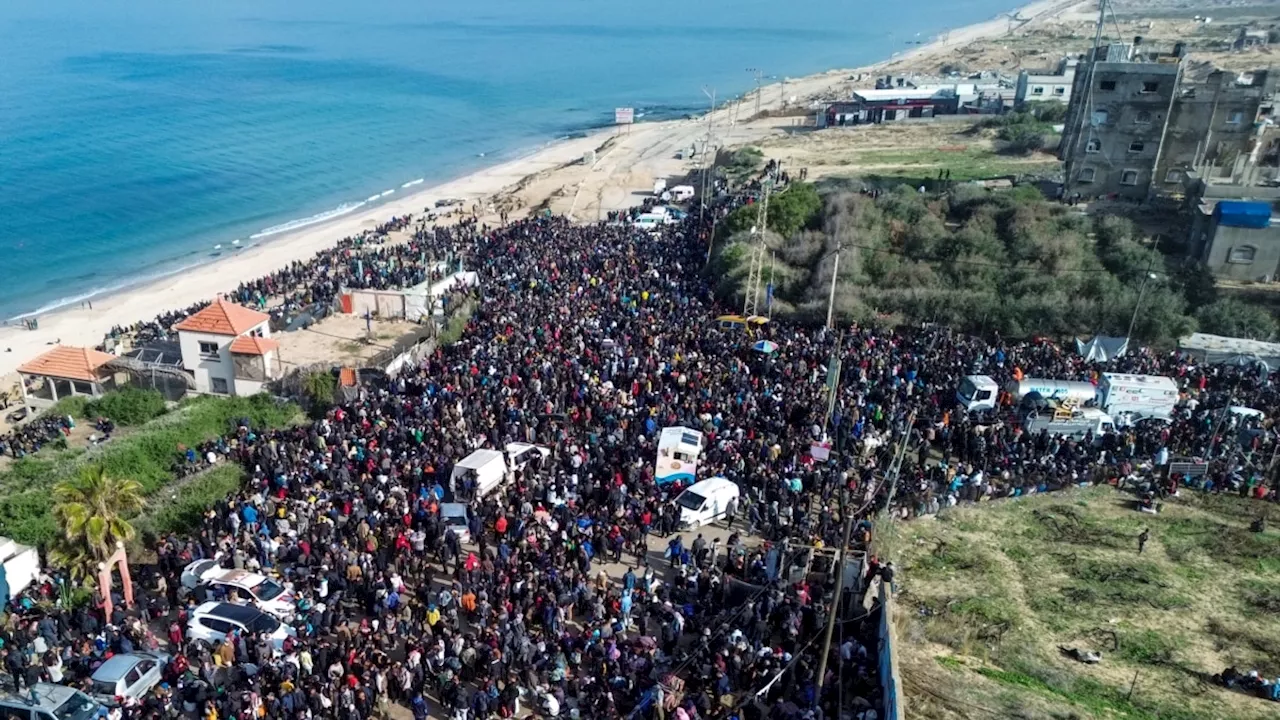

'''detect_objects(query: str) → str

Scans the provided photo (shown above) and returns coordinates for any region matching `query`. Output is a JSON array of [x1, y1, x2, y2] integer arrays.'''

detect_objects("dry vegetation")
[[756, 121, 1061, 184], [882, 485, 1280, 719]]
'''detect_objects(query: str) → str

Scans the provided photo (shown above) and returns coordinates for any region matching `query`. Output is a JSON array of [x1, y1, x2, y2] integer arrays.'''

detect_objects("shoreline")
[[1, 132, 592, 324], [0, 0, 1082, 380]]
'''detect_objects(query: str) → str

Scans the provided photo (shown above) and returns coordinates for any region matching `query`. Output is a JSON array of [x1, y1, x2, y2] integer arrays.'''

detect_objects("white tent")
[[1179, 333, 1280, 373], [1076, 336, 1129, 362]]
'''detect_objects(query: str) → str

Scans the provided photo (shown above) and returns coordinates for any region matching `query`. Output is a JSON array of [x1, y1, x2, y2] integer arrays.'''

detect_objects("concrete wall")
[[1155, 71, 1270, 195], [1202, 220, 1280, 281], [1016, 61, 1076, 106], [179, 320, 270, 395], [1061, 61, 1180, 199], [878, 579, 904, 720]]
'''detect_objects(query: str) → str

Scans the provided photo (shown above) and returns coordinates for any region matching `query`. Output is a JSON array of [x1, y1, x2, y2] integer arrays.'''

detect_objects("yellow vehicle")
[[714, 314, 769, 332]]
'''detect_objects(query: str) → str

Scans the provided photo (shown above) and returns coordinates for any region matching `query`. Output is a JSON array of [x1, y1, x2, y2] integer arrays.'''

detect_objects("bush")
[[0, 394, 299, 547], [138, 464, 245, 539], [1194, 297, 1278, 340], [1001, 124, 1046, 154], [85, 388, 167, 426], [708, 186, 1275, 345]]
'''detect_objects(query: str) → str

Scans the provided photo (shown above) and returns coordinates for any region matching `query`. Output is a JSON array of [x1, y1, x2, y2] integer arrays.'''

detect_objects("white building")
[[1015, 58, 1078, 106], [175, 299, 280, 396]]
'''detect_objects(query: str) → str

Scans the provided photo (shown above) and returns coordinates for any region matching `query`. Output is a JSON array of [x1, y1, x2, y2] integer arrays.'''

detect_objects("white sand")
[[0, 0, 1084, 381]]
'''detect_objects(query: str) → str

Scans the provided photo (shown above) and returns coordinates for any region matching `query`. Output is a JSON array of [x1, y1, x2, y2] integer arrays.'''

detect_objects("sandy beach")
[[0, 0, 1081, 382]]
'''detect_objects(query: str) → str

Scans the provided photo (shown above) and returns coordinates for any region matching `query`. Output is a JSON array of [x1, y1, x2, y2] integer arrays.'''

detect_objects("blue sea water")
[[0, 0, 1019, 320]]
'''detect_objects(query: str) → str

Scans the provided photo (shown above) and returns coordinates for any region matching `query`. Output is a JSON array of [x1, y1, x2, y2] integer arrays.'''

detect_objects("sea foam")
[[249, 201, 367, 240]]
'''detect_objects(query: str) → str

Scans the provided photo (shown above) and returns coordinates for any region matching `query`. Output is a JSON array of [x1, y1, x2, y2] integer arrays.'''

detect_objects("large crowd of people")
[[2, 182, 1279, 719]]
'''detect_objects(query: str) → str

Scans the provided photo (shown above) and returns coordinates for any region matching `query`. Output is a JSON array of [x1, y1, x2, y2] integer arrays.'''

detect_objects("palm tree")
[[53, 465, 144, 563]]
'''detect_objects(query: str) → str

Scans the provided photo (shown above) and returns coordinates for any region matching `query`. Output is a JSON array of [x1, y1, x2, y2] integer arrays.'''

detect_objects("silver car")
[[0, 683, 105, 720], [89, 651, 170, 705]]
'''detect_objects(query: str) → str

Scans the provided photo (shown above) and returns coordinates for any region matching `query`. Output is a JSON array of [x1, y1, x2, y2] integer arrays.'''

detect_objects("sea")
[[0, 0, 1019, 321]]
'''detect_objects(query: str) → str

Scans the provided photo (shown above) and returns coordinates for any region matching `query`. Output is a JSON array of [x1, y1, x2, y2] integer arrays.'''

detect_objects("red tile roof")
[[174, 299, 269, 336], [18, 345, 116, 382], [228, 336, 280, 356]]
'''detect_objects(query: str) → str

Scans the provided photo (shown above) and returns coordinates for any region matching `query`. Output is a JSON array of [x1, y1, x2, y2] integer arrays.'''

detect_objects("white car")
[[440, 502, 471, 544], [187, 602, 296, 651], [89, 651, 170, 705], [182, 560, 296, 619]]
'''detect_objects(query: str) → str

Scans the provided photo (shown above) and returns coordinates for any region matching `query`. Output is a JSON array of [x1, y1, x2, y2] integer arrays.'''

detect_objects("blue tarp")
[[1215, 200, 1273, 229]]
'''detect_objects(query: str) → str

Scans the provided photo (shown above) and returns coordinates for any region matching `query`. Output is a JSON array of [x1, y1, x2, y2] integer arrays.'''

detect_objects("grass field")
[[883, 485, 1280, 720]]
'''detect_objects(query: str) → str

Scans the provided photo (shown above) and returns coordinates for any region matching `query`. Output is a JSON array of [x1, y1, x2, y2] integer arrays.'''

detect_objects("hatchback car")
[[440, 502, 471, 544], [89, 651, 170, 705], [187, 601, 295, 651]]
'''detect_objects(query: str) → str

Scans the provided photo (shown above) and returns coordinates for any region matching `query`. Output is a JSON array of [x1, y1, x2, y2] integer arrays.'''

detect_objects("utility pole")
[[699, 87, 717, 227], [742, 180, 772, 317], [823, 330, 844, 439], [826, 248, 841, 329], [881, 411, 917, 517], [747, 68, 765, 117], [816, 488, 853, 697], [1125, 256, 1159, 344]]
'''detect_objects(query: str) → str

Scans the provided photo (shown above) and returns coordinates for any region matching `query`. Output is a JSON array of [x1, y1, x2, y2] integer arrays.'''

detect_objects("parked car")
[[181, 561, 296, 619], [0, 683, 104, 720], [187, 602, 295, 651], [89, 651, 170, 705], [440, 503, 471, 544]]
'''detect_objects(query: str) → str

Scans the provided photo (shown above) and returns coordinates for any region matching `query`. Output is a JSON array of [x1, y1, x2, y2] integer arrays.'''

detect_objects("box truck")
[[1097, 373, 1179, 423]]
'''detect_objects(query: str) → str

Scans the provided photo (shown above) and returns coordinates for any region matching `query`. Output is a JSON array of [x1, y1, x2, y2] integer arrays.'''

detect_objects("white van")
[[505, 442, 551, 473], [451, 449, 508, 499], [669, 185, 695, 202], [675, 477, 740, 529]]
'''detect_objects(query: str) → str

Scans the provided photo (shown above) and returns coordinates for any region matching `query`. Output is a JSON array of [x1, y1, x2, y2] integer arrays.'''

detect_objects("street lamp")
[[1125, 271, 1160, 343]]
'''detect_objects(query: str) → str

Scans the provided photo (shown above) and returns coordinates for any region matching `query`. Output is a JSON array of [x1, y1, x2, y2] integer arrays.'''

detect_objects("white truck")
[[1097, 373, 1179, 424], [451, 449, 508, 499], [957, 375, 1097, 412], [956, 375, 1000, 411]]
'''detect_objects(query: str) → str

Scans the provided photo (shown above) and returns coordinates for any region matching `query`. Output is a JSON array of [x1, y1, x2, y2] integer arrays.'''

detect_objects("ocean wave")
[[401, 178, 424, 188], [6, 258, 209, 322], [379, 189, 395, 197], [249, 201, 368, 240], [366, 195, 381, 202]]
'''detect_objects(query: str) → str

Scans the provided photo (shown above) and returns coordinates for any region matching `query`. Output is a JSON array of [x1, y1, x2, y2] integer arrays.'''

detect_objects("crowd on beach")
[[102, 216, 423, 347], [1, 178, 1278, 719]]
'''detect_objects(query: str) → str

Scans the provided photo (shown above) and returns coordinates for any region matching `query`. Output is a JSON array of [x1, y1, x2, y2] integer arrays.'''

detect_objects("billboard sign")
[[615, 107, 635, 125]]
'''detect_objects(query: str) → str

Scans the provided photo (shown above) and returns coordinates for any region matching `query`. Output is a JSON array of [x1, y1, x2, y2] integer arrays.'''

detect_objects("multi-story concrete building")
[[1155, 69, 1277, 194], [1061, 42, 1279, 200], [1015, 57, 1078, 106], [1060, 53, 1181, 199]]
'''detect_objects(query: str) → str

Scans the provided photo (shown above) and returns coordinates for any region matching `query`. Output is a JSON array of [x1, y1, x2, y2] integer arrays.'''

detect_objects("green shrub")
[[0, 394, 299, 547], [85, 388, 167, 425], [47, 396, 89, 420], [1117, 629, 1181, 665], [1000, 124, 1046, 154], [138, 464, 246, 539]]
